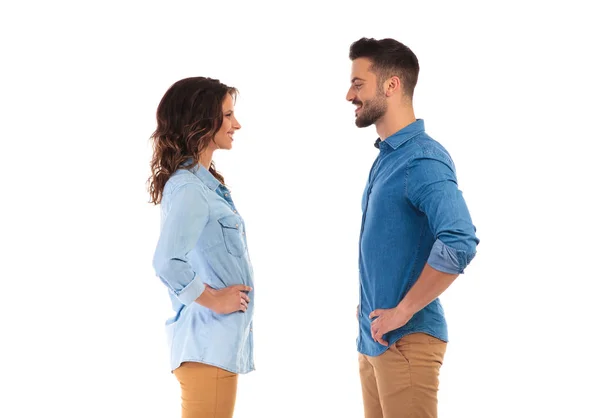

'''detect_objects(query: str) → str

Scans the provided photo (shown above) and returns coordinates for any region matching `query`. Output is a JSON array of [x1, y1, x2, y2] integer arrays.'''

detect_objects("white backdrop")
[[1, 1, 599, 417]]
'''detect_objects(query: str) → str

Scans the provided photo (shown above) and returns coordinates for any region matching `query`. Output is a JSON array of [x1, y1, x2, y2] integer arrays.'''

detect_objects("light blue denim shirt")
[[152, 163, 254, 374], [358, 119, 479, 356]]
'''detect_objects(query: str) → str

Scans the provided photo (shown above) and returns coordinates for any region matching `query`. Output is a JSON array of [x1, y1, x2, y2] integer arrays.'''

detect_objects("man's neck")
[[376, 107, 417, 141]]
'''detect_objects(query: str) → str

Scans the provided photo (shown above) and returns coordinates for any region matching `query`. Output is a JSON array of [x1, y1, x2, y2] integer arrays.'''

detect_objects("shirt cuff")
[[175, 274, 205, 305], [427, 239, 476, 275]]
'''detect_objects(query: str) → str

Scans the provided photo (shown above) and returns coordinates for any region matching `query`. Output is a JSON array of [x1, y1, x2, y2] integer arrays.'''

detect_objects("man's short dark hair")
[[349, 37, 419, 99]]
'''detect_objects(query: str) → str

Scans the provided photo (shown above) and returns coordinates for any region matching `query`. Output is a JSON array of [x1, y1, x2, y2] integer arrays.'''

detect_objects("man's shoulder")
[[409, 132, 454, 166]]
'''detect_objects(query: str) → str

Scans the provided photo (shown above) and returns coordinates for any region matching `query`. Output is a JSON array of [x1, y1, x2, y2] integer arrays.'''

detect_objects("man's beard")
[[355, 93, 387, 128]]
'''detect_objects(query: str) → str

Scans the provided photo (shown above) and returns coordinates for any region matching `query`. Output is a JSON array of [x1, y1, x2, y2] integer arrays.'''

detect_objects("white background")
[[1, 1, 599, 417]]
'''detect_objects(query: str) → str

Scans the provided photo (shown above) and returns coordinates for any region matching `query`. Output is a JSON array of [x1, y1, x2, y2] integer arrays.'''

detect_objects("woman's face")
[[212, 93, 241, 150]]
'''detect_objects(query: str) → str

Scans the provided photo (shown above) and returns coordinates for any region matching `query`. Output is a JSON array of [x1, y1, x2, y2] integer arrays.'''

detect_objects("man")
[[347, 37, 479, 418]]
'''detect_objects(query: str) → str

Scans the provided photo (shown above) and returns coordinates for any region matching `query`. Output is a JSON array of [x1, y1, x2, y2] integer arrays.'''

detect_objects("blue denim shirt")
[[357, 119, 479, 357], [152, 163, 254, 374]]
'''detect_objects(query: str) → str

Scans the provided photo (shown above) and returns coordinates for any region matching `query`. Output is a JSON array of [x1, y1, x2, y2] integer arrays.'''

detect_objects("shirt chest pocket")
[[217, 215, 247, 257]]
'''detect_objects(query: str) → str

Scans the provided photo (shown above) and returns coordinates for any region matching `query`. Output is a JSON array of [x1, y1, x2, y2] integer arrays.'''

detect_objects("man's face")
[[346, 58, 387, 128]]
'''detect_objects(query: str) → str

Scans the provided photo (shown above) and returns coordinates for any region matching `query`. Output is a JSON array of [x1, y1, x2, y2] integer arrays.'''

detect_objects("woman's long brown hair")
[[147, 77, 238, 204]]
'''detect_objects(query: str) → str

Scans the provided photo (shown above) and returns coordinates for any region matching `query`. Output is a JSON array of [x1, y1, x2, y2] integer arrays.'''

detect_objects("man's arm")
[[370, 152, 479, 345]]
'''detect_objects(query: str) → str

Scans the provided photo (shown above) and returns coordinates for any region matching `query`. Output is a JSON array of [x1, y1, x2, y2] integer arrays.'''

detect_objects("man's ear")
[[385, 75, 402, 97]]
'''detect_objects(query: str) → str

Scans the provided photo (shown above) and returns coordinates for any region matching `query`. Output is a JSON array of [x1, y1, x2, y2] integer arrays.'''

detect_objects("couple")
[[148, 37, 479, 418]]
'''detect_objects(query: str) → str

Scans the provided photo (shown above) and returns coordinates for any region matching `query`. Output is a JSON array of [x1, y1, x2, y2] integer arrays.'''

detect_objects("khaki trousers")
[[359, 332, 447, 418], [173, 362, 238, 418]]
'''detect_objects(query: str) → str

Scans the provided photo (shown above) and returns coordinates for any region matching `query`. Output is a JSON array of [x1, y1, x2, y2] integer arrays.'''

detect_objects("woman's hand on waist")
[[196, 284, 252, 314]]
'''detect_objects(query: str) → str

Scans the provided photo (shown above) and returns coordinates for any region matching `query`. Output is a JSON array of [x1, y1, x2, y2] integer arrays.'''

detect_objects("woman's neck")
[[199, 149, 214, 170]]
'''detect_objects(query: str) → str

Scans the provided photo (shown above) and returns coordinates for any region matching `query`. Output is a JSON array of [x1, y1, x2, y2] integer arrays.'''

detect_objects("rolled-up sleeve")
[[152, 182, 210, 305], [406, 152, 479, 274]]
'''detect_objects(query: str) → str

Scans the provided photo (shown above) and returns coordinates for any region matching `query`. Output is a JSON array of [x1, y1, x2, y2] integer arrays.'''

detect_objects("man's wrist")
[[396, 300, 417, 317]]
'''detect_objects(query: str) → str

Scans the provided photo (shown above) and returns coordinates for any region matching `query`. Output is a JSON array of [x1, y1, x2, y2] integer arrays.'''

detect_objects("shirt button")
[[235, 224, 239, 228], [233, 210, 237, 214]]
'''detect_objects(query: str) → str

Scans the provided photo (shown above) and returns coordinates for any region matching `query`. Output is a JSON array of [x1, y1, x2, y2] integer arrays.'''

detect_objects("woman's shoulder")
[[164, 169, 209, 197]]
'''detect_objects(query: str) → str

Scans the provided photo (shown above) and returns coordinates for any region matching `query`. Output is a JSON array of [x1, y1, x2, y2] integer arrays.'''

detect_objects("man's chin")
[[355, 117, 373, 128]]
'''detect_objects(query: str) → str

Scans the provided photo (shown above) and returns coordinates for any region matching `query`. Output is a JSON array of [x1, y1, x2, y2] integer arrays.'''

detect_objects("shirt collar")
[[374, 119, 425, 151], [186, 160, 222, 191]]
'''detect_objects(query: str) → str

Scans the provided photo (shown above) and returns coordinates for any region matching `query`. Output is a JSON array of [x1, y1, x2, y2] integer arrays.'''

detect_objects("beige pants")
[[359, 332, 447, 418], [173, 362, 238, 418]]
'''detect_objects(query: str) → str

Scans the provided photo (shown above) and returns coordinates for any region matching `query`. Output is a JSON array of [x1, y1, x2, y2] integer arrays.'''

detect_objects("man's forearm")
[[397, 264, 458, 315]]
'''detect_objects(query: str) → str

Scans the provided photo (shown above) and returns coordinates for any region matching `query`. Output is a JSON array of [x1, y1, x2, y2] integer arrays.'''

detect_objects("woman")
[[148, 77, 254, 418]]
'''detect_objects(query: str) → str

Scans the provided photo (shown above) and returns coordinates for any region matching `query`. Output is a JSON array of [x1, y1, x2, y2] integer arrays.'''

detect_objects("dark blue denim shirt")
[[357, 119, 479, 356]]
